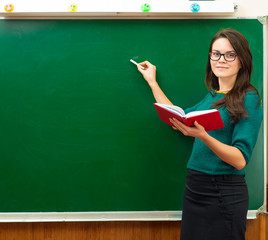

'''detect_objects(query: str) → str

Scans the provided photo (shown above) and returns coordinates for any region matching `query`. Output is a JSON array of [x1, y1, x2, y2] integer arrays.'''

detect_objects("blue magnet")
[[190, 3, 200, 13]]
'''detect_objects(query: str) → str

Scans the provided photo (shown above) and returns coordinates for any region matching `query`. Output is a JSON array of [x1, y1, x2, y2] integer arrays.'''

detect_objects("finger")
[[137, 64, 145, 71], [140, 61, 155, 70], [138, 64, 148, 71], [170, 118, 184, 129], [170, 120, 185, 133], [169, 118, 178, 129], [140, 60, 150, 65], [170, 118, 192, 136], [193, 121, 205, 130], [176, 125, 188, 135], [139, 61, 149, 67]]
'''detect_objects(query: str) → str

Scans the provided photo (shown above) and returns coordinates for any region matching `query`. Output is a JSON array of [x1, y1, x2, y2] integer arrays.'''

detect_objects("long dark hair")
[[205, 28, 260, 122]]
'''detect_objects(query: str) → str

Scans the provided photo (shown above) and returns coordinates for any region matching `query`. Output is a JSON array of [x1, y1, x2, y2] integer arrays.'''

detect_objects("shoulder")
[[244, 90, 261, 108], [243, 90, 263, 120]]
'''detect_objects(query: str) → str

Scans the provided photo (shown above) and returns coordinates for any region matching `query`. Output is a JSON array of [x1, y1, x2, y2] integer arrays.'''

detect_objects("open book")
[[154, 103, 224, 132]]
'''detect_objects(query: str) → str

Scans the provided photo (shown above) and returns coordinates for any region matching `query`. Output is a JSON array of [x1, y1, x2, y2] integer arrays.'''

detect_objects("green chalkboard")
[[0, 19, 264, 212]]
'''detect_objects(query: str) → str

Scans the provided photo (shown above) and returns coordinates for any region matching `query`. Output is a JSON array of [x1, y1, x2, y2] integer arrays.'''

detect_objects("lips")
[[216, 66, 228, 69]]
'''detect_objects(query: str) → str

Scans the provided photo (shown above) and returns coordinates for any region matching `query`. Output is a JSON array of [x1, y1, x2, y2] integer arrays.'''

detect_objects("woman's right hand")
[[137, 61, 157, 87], [136, 60, 173, 106]]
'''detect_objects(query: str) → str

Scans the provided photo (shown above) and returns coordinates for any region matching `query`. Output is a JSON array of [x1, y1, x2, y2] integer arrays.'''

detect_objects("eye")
[[212, 52, 220, 56], [226, 53, 236, 57]]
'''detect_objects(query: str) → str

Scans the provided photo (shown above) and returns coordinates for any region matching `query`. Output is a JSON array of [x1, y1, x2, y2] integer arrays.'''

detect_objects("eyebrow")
[[212, 50, 236, 53]]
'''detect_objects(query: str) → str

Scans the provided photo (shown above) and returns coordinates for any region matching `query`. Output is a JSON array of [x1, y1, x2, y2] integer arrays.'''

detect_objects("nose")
[[219, 54, 226, 62]]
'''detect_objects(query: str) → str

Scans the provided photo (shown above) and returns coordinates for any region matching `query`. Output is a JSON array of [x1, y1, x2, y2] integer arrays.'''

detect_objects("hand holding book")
[[154, 103, 224, 132]]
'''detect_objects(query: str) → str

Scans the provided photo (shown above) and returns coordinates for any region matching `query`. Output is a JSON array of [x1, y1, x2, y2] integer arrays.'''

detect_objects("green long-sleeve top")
[[184, 90, 263, 175]]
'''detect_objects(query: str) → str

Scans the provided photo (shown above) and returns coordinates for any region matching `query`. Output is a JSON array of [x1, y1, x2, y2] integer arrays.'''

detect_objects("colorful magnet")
[[68, 3, 78, 12], [141, 3, 151, 12], [190, 3, 200, 13], [4, 3, 14, 13]]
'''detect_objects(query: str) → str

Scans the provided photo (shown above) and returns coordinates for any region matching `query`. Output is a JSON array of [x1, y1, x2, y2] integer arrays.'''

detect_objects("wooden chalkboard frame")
[[0, 17, 266, 222]]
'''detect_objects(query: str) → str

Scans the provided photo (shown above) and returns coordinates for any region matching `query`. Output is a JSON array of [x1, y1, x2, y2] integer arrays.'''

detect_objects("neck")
[[218, 88, 231, 92], [218, 78, 235, 92]]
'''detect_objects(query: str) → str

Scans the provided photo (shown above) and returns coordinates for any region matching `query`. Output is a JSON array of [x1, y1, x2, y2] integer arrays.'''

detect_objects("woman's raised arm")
[[137, 61, 173, 105]]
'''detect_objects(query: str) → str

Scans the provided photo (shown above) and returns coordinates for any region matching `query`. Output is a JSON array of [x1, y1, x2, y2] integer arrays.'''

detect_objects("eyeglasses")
[[209, 52, 238, 62]]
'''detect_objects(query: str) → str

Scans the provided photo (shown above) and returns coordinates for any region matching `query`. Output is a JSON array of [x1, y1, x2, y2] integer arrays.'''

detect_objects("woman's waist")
[[187, 168, 245, 182]]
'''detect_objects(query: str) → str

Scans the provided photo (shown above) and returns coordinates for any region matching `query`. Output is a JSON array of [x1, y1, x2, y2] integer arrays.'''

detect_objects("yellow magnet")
[[68, 3, 78, 12], [4, 3, 14, 13]]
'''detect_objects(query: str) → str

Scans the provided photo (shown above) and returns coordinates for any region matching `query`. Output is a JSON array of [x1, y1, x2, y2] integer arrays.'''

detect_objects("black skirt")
[[180, 169, 249, 240]]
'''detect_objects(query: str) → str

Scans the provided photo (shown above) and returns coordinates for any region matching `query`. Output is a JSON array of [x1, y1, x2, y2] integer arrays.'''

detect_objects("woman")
[[136, 29, 263, 240]]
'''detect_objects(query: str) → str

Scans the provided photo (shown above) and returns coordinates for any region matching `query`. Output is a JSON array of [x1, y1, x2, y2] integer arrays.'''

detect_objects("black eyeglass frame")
[[209, 52, 238, 62]]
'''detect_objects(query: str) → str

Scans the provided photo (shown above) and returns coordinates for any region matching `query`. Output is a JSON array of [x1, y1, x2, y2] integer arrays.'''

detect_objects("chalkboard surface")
[[0, 19, 263, 212]]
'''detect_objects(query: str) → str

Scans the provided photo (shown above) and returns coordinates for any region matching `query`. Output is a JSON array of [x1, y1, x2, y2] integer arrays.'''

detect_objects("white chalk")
[[130, 59, 145, 70]]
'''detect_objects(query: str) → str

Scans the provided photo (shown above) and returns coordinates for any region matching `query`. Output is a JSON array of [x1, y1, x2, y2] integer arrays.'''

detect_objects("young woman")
[[136, 29, 263, 240]]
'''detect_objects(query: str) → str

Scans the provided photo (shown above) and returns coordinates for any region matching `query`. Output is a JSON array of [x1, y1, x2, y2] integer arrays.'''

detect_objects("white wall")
[[0, 0, 266, 15], [235, 0, 268, 17]]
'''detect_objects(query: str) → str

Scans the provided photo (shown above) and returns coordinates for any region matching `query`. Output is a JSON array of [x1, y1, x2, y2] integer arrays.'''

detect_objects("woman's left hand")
[[170, 118, 246, 170], [169, 118, 207, 140]]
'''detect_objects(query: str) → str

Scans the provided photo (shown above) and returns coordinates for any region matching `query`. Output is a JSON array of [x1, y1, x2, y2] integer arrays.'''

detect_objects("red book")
[[154, 103, 224, 132]]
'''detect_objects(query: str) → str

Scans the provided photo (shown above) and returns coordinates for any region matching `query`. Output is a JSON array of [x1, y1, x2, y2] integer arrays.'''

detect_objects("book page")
[[155, 103, 185, 116], [185, 109, 217, 118]]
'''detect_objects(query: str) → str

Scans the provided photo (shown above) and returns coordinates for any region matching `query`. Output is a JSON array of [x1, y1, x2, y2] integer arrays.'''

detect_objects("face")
[[210, 38, 241, 89]]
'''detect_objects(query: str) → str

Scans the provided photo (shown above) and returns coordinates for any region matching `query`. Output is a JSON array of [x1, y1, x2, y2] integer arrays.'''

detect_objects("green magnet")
[[141, 3, 151, 12]]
